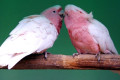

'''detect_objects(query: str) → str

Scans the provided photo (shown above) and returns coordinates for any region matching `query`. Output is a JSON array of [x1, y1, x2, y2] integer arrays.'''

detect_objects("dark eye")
[[66, 13, 68, 16], [53, 11, 56, 13]]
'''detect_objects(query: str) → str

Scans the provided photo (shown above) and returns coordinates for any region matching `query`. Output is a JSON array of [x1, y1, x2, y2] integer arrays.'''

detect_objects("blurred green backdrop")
[[0, 0, 120, 80]]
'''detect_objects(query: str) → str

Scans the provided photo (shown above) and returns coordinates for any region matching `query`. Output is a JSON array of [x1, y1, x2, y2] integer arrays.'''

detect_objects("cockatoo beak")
[[59, 10, 65, 19]]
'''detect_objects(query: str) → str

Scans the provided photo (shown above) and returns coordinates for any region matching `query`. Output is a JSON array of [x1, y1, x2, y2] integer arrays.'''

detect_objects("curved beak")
[[59, 10, 65, 19]]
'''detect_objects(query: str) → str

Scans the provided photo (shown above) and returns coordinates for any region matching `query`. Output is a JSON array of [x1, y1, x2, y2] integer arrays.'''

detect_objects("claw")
[[43, 52, 48, 59], [95, 52, 101, 62], [72, 53, 81, 58]]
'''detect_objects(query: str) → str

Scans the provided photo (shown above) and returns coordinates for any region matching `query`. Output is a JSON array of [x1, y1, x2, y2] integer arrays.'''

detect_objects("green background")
[[0, 0, 120, 80]]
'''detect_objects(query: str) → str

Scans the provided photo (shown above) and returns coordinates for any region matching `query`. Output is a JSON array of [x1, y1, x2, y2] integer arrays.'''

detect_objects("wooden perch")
[[1, 53, 120, 70]]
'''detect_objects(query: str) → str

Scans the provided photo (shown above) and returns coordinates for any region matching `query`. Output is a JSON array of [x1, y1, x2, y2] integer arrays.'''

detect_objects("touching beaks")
[[59, 10, 65, 19]]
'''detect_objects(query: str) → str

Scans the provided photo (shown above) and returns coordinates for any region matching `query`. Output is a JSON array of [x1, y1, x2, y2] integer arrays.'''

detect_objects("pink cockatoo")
[[0, 5, 63, 69], [64, 4, 118, 58]]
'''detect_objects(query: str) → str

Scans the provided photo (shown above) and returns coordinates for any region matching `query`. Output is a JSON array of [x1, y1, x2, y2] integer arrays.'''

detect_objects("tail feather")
[[0, 48, 31, 69], [7, 53, 31, 69], [0, 55, 12, 68], [0, 47, 11, 68]]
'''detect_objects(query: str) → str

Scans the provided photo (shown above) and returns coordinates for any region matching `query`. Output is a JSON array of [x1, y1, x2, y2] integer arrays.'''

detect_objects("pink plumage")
[[64, 4, 118, 55]]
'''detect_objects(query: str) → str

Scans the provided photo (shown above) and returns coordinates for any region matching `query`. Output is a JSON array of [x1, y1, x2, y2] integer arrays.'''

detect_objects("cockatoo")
[[64, 4, 118, 58], [0, 5, 63, 69]]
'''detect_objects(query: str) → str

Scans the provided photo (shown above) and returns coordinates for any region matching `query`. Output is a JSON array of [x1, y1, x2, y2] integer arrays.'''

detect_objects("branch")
[[1, 53, 120, 70]]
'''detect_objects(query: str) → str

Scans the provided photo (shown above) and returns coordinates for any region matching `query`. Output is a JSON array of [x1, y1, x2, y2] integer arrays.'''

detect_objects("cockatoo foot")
[[43, 52, 48, 59], [72, 53, 81, 58], [95, 52, 101, 62]]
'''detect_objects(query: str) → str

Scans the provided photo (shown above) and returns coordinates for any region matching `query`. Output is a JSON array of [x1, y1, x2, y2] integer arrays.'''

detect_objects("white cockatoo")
[[0, 5, 63, 69]]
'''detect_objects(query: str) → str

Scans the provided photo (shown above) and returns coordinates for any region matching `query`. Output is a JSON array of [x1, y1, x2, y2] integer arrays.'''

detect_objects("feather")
[[88, 19, 118, 54], [0, 15, 58, 69]]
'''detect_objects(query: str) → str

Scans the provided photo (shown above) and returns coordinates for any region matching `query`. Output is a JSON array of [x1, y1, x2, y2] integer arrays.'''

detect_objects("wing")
[[10, 15, 40, 35], [0, 15, 58, 69], [88, 19, 118, 54]]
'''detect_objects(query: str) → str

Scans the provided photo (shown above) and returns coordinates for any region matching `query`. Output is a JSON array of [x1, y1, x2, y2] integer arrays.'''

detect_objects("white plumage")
[[0, 15, 58, 69], [88, 19, 118, 54]]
